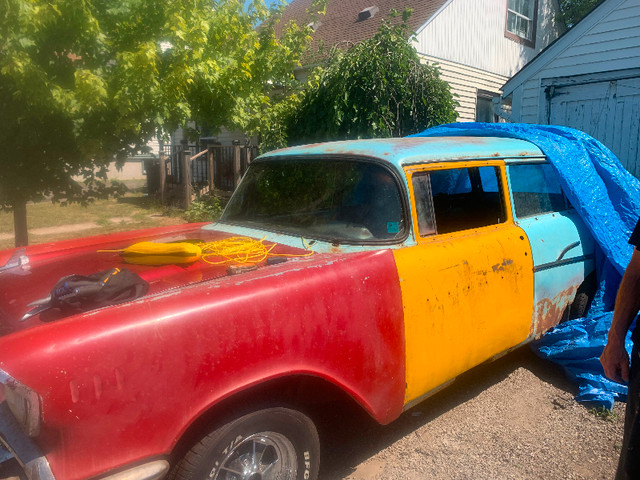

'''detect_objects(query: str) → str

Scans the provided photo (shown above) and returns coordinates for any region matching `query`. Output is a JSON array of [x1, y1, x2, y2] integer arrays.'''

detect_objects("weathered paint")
[[513, 210, 595, 338], [531, 283, 579, 336], [0, 248, 405, 480], [393, 228, 534, 404], [0, 135, 600, 480], [394, 162, 534, 405], [259, 136, 544, 170]]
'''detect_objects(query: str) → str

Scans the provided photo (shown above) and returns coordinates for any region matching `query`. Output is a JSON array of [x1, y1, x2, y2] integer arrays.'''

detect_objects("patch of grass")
[[0, 194, 189, 250], [589, 406, 619, 422]]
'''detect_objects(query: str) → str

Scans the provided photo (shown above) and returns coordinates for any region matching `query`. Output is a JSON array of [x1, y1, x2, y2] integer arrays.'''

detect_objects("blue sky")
[[245, 0, 289, 9], [266, 0, 288, 7]]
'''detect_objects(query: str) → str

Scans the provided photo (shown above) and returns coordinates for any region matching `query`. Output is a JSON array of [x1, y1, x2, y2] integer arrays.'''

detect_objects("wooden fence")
[[147, 145, 259, 208]]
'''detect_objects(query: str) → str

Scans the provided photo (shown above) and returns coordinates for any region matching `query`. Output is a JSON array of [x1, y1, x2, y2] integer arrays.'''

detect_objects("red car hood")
[[0, 223, 310, 335]]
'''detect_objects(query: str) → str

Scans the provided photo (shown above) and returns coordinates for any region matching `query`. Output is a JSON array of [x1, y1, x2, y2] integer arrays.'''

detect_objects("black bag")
[[50, 267, 149, 312]]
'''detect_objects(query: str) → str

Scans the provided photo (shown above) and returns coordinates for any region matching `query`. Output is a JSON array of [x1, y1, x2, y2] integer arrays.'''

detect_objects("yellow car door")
[[393, 161, 534, 406]]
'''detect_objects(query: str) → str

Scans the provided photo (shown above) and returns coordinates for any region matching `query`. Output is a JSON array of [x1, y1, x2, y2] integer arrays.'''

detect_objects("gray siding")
[[506, 0, 640, 123]]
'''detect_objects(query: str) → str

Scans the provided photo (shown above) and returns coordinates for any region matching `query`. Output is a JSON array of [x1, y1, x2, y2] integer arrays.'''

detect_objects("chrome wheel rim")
[[213, 431, 297, 480]]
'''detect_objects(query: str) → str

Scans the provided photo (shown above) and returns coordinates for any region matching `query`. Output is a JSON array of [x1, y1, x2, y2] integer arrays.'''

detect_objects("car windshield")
[[221, 158, 406, 243]]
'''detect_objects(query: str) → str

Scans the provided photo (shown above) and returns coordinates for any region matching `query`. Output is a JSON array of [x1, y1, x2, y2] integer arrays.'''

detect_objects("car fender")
[[0, 249, 406, 480]]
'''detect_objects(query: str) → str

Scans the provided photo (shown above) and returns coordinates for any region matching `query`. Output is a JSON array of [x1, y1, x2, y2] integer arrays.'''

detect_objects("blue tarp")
[[413, 122, 640, 409]]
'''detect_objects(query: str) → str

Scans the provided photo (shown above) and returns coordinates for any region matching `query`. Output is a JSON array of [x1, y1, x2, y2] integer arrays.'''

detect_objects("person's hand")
[[600, 337, 630, 383]]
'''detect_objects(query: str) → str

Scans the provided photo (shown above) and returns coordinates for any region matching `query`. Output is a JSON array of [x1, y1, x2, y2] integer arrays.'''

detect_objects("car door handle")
[[556, 241, 581, 262]]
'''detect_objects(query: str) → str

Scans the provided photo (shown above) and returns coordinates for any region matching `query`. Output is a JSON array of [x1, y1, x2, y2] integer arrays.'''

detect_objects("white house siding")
[[173, 125, 248, 148], [146, 136, 160, 155], [107, 159, 146, 181], [414, 0, 562, 78], [517, 80, 542, 123], [421, 55, 509, 121], [215, 128, 249, 145]]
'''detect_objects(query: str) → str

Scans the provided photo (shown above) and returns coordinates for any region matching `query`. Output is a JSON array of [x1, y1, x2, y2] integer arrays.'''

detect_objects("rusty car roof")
[[259, 136, 545, 168]]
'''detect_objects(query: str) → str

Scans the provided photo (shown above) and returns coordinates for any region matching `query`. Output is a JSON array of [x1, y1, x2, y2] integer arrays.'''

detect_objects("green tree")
[[280, 15, 458, 147], [557, 0, 601, 28], [0, 0, 310, 246]]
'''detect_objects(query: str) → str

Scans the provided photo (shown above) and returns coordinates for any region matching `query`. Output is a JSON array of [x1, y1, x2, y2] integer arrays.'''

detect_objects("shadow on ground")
[[115, 195, 159, 208], [315, 347, 575, 480], [0, 348, 574, 480]]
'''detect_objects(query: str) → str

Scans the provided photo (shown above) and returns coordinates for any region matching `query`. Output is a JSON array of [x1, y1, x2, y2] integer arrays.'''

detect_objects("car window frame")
[[505, 160, 571, 220], [405, 160, 513, 242], [220, 154, 412, 246]]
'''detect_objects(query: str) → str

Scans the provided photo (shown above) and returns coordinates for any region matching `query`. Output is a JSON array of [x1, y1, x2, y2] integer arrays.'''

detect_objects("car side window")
[[412, 166, 506, 236], [508, 163, 567, 218]]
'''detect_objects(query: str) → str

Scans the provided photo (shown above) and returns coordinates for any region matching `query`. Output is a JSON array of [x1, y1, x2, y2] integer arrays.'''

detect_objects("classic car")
[[0, 135, 596, 480]]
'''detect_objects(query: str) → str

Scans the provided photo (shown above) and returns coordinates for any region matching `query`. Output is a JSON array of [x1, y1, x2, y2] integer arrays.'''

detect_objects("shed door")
[[547, 76, 640, 176]]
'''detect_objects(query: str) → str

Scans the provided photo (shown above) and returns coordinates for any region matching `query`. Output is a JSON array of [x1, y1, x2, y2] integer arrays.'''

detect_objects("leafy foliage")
[[280, 14, 458, 147], [556, 0, 601, 28], [184, 194, 225, 223], [589, 406, 619, 422], [0, 0, 312, 245]]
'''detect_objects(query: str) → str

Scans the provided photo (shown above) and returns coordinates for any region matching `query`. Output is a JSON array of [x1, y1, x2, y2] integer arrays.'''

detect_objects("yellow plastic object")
[[101, 237, 314, 267], [118, 242, 202, 265]]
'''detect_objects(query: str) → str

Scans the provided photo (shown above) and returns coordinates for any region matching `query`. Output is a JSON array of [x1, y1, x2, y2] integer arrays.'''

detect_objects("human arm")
[[600, 248, 640, 382]]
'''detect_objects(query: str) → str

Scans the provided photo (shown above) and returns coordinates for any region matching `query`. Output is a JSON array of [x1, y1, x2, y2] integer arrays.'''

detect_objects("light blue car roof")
[[258, 136, 545, 169]]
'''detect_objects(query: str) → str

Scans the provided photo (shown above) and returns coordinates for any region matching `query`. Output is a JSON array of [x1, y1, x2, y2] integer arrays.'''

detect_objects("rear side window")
[[508, 163, 567, 218], [412, 166, 506, 236]]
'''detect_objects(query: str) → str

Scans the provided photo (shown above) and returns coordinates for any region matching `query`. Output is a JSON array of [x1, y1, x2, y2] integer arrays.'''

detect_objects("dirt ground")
[[318, 347, 624, 480]]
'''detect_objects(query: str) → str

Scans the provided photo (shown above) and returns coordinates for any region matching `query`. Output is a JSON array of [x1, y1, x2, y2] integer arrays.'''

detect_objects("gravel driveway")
[[319, 347, 624, 480]]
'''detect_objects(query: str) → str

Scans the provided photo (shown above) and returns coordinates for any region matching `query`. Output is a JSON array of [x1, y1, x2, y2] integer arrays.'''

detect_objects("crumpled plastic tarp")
[[413, 122, 640, 409]]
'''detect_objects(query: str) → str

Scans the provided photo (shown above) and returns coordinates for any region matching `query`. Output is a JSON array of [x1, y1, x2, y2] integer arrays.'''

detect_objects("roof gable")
[[275, 0, 448, 60]]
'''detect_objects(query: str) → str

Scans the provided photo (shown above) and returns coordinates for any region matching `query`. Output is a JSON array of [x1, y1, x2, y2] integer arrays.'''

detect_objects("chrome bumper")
[[0, 401, 54, 480], [0, 400, 168, 480]]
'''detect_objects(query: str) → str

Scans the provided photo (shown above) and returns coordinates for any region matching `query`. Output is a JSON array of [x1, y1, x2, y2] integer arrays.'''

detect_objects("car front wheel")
[[171, 407, 320, 480]]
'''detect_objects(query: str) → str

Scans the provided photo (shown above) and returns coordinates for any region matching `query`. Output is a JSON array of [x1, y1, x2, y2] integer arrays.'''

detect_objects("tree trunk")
[[13, 201, 29, 247]]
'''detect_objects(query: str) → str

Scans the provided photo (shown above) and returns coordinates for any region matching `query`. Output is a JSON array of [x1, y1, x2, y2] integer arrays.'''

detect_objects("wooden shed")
[[499, 0, 640, 176]]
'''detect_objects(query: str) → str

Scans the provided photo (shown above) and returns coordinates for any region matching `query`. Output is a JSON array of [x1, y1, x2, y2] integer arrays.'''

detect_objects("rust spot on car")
[[530, 284, 579, 338], [491, 259, 514, 272], [329, 244, 345, 254]]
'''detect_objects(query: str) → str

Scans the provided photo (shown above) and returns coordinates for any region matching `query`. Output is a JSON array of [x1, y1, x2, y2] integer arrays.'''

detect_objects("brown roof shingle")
[[276, 0, 448, 60]]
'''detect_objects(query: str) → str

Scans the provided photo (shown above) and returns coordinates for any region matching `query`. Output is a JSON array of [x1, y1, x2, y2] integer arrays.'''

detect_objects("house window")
[[505, 0, 537, 47]]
